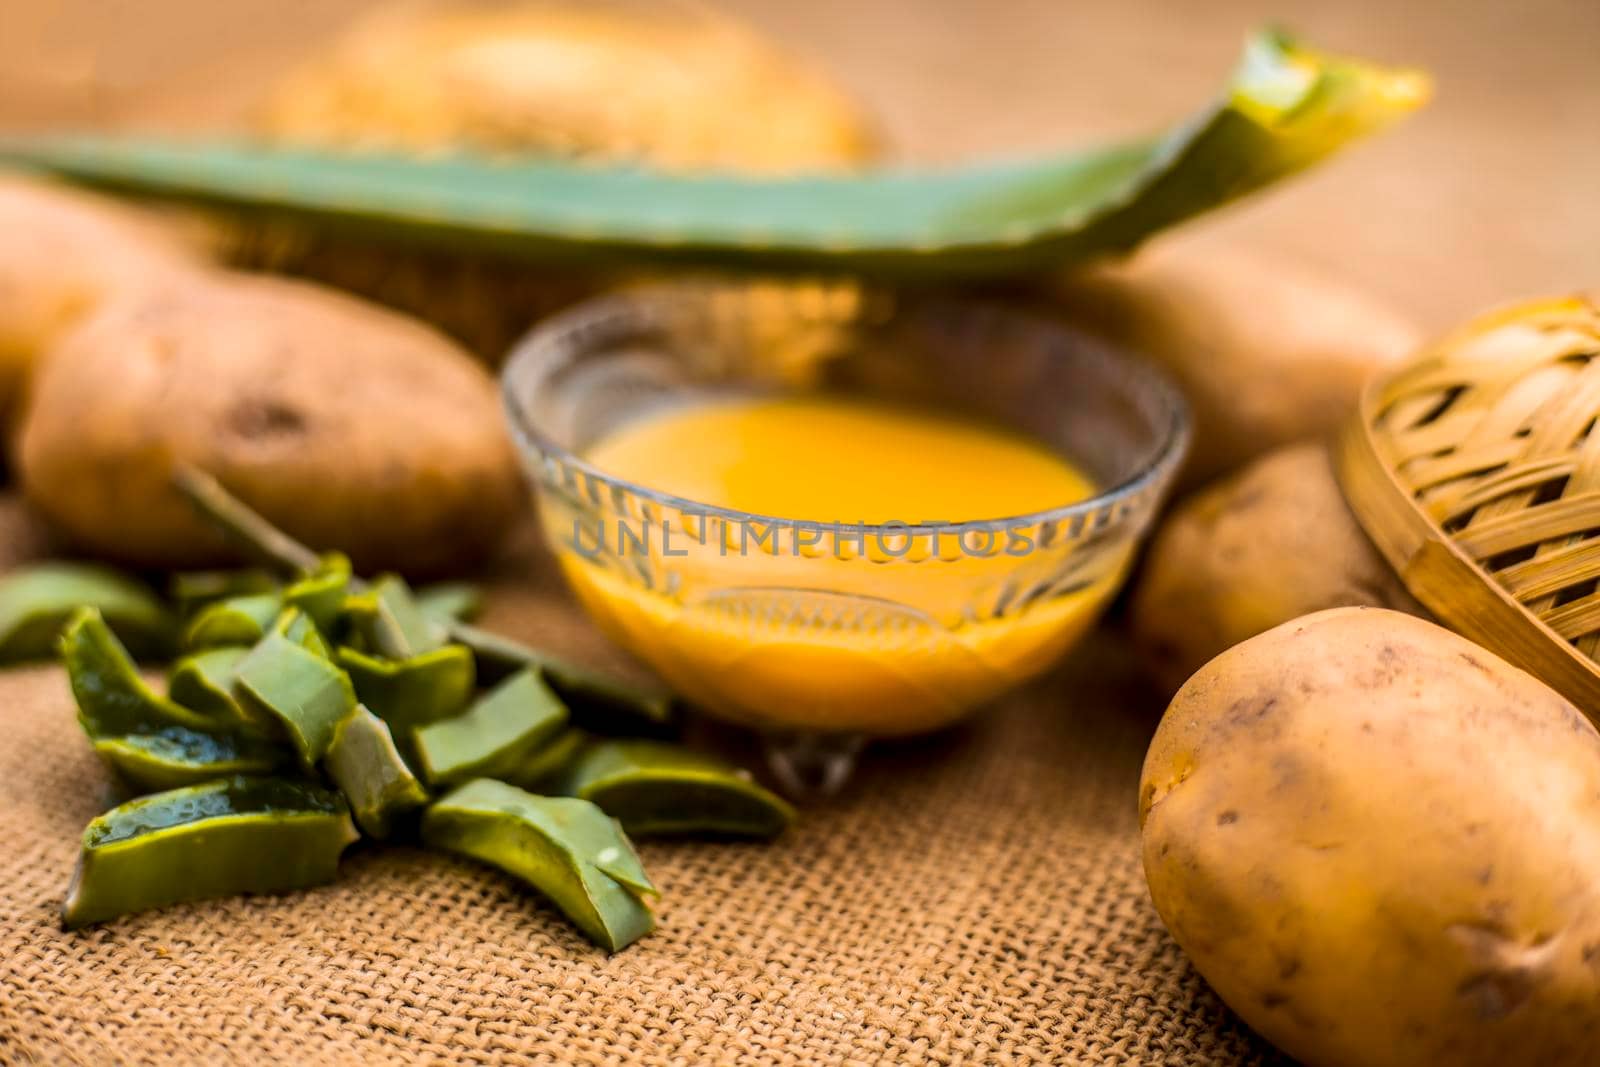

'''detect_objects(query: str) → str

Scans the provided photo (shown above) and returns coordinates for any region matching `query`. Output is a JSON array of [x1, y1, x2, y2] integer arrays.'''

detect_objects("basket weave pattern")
[[1338, 295, 1600, 716]]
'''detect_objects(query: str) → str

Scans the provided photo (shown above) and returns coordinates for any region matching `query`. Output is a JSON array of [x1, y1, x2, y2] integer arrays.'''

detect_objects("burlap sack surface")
[[0, 500, 1285, 1065]]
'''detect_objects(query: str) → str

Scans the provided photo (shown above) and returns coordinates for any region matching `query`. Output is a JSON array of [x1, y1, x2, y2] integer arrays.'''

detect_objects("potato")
[[241, 2, 881, 358], [1053, 243, 1418, 484], [1131, 442, 1421, 692], [1141, 607, 1600, 1067], [0, 491, 55, 572], [256, 2, 879, 173], [19, 271, 522, 575], [0, 173, 210, 433]]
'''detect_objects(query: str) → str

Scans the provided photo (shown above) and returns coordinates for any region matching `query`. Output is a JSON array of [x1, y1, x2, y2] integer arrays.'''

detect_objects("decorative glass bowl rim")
[[501, 282, 1192, 538]]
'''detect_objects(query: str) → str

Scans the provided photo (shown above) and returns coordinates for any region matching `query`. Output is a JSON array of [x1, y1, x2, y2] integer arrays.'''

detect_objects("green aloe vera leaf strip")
[[234, 631, 357, 768], [0, 32, 1427, 277], [182, 592, 282, 651], [421, 779, 655, 952], [0, 563, 174, 664], [344, 575, 447, 660], [499, 728, 586, 793], [64, 608, 229, 736], [282, 553, 352, 635], [64, 611, 288, 782], [166, 646, 253, 725], [169, 569, 279, 617], [62, 775, 358, 929], [272, 606, 332, 659], [557, 740, 795, 839], [91, 729, 287, 795], [325, 705, 429, 839], [454, 623, 674, 736], [413, 669, 569, 789], [336, 644, 475, 736], [415, 582, 484, 625]]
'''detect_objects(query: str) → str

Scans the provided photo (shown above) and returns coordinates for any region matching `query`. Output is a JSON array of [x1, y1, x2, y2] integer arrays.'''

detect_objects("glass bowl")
[[502, 281, 1188, 789]]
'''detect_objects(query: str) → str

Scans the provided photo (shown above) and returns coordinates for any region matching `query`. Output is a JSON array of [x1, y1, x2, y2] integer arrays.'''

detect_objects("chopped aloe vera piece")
[[415, 582, 483, 625], [557, 741, 794, 839], [0, 562, 174, 664], [282, 554, 352, 635], [325, 705, 429, 838], [272, 606, 332, 659], [234, 631, 357, 768], [62, 776, 357, 929], [168, 646, 251, 720], [90, 729, 287, 794], [422, 779, 656, 952], [413, 669, 569, 788], [454, 623, 674, 736], [183, 592, 282, 650], [165, 643, 280, 739], [170, 569, 279, 616], [501, 728, 586, 792], [65, 609, 287, 791], [344, 575, 446, 659], [336, 644, 475, 735], [64, 608, 226, 736]]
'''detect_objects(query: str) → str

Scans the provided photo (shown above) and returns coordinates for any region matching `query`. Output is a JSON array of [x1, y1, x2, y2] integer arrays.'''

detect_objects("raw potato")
[[0, 173, 210, 433], [242, 1, 882, 357], [257, 2, 879, 172], [1053, 243, 1418, 484], [19, 272, 523, 575], [1131, 443, 1420, 692], [1140, 607, 1600, 1067]]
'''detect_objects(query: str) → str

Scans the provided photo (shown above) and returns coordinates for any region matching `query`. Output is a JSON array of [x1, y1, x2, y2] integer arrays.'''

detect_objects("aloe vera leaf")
[[500, 728, 586, 793], [454, 622, 674, 736], [272, 605, 333, 659], [343, 575, 447, 659], [325, 705, 429, 838], [63, 611, 287, 790], [233, 631, 357, 768], [0, 31, 1426, 278], [336, 645, 475, 736], [62, 776, 357, 929], [415, 582, 483, 625], [556, 740, 794, 839], [168, 469, 673, 736], [169, 569, 280, 617], [282, 554, 352, 635], [65, 609, 226, 736], [88, 731, 288, 794], [0, 563, 174, 664], [166, 646, 279, 737], [413, 669, 569, 789], [182, 592, 282, 651], [421, 779, 656, 952]]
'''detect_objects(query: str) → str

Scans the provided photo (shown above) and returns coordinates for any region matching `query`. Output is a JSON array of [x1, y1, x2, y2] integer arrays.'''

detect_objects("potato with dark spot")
[[1141, 607, 1600, 1067], [19, 272, 522, 575], [1131, 443, 1422, 693]]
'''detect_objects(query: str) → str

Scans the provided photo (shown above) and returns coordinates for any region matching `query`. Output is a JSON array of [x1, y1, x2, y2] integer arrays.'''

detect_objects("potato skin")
[[19, 272, 523, 575], [1053, 243, 1418, 485], [241, 4, 881, 359], [0, 174, 208, 433], [1141, 607, 1600, 1067], [1131, 443, 1421, 693], [257, 3, 879, 173]]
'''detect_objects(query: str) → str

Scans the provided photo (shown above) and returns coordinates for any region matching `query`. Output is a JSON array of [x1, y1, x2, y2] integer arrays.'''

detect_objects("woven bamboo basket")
[[1336, 293, 1600, 719]]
